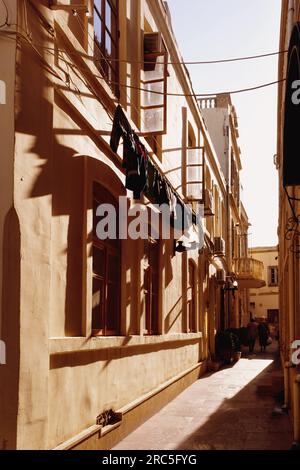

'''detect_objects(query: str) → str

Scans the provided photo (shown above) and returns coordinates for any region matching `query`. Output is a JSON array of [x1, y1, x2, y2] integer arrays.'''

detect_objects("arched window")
[[92, 182, 120, 336], [187, 260, 197, 333]]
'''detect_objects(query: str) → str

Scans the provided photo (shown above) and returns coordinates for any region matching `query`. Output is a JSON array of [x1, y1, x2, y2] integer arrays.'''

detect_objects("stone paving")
[[113, 343, 293, 450]]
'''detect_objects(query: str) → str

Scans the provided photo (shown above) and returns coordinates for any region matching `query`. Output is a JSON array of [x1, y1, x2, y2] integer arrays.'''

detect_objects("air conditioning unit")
[[214, 237, 226, 255], [204, 189, 214, 216], [216, 269, 226, 284]]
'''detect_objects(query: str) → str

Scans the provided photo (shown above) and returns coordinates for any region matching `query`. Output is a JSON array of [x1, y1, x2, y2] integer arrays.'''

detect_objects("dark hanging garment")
[[156, 175, 170, 206], [123, 133, 148, 200], [122, 131, 137, 170], [145, 160, 157, 201], [110, 105, 132, 153], [110, 105, 149, 199]]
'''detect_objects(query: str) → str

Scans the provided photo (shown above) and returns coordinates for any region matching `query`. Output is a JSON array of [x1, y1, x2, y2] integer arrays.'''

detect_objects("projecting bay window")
[[93, 0, 119, 95], [92, 183, 120, 336], [141, 32, 168, 135]]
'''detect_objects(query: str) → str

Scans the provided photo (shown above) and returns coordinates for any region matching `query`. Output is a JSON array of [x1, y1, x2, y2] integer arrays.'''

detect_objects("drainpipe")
[[293, 374, 300, 445]]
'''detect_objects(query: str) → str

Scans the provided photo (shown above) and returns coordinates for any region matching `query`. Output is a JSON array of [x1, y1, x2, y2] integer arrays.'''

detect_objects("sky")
[[168, 0, 281, 248]]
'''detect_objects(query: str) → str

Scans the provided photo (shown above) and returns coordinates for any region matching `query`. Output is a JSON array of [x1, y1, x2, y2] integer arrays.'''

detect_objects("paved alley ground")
[[113, 343, 293, 450]]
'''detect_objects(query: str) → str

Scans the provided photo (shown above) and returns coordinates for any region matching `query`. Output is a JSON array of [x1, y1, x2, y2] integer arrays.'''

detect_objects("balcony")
[[233, 258, 266, 289]]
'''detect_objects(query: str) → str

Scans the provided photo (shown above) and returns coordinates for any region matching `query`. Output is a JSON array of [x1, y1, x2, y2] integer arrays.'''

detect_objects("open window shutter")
[[141, 32, 168, 135], [186, 147, 205, 201]]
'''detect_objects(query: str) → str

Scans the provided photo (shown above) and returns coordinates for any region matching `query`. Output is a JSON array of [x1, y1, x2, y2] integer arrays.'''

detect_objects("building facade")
[[0, 0, 255, 450], [249, 246, 279, 329], [200, 94, 265, 330], [277, 0, 300, 448]]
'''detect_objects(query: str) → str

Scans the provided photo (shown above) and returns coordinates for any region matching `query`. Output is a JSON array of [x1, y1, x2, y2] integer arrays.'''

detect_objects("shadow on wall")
[[50, 336, 201, 369]]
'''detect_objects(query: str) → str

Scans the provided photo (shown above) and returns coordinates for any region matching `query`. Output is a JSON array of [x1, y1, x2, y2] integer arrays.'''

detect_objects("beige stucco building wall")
[[0, 0, 254, 450], [277, 0, 300, 447], [249, 246, 279, 320]]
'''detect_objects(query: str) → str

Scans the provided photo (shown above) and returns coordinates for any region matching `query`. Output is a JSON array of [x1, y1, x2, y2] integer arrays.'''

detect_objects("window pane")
[[145, 240, 159, 334], [92, 277, 104, 330], [105, 31, 112, 56], [93, 197, 100, 237], [108, 253, 119, 282], [93, 245, 106, 277], [94, 0, 118, 95], [105, 0, 112, 32], [94, 0, 102, 12], [143, 55, 165, 81], [142, 107, 164, 133], [187, 148, 201, 165], [94, 11, 102, 45], [107, 283, 119, 331], [142, 81, 164, 107], [187, 165, 201, 183]]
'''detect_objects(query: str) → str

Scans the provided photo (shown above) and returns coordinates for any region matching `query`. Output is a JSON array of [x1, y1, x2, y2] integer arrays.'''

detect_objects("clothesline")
[[109, 105, 198, 234]]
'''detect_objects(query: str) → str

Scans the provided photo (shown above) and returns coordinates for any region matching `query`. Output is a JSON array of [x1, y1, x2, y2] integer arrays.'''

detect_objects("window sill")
[[49, 332, 203, 355]]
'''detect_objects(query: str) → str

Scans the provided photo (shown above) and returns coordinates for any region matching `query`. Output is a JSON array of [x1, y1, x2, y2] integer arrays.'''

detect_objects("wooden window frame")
[[268, 266, 278, 287], [92, 184, 121, 336], [144, 236, 160, 336], [140, 43, 168, 136], [93, 0, 119, 96]]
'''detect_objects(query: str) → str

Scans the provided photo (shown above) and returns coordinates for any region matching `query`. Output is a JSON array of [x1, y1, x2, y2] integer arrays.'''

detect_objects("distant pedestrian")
[[247, 318, 258, 354], [258, 322, 269, 352]]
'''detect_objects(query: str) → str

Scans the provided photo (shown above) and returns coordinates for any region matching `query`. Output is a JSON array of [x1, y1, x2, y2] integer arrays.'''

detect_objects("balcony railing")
[[198, 97, 216, 109], [233, 258, 266, 289]]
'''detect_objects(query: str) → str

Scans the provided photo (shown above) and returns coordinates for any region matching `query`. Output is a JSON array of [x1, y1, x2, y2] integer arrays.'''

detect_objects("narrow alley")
[[1, 0, 300, 455], [114, 343, 292, 451]]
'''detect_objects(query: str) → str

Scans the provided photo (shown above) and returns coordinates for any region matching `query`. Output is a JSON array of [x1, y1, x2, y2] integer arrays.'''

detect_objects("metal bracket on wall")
[[284, 214, 300, 258]]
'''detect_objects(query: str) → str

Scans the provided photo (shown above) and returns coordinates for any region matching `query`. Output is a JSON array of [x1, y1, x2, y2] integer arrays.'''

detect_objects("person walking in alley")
[[247, 318, 258, 354], [258, 322, 270, 353]]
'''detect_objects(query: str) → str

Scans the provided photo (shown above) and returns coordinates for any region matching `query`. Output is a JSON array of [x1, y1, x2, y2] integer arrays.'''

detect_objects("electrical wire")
[[88, 49, 289, 66], [0, 27, 286, 98], [0, 32, 287, 67], [0, 27, 286, 65], [0, 7, 281, 227], [102, 77, 286, 97], [0, 17, 219, 214], [74, 13, 191, 210], [0, 0, 9, 28]]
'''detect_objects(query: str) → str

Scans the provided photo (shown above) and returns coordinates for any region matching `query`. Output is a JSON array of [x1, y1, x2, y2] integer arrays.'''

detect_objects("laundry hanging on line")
[[109, 105, 198, 249]]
